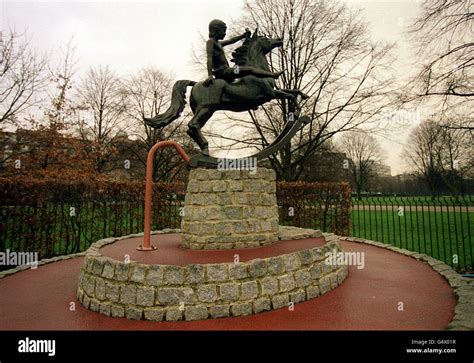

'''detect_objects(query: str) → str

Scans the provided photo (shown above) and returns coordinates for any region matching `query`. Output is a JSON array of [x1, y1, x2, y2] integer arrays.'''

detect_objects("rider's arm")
[[220, 33, 246, 47], [221, 29, 251, 47]]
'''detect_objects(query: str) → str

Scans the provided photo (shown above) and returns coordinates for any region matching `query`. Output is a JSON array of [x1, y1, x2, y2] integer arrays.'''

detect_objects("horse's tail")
[[144, 79, 196, 129]]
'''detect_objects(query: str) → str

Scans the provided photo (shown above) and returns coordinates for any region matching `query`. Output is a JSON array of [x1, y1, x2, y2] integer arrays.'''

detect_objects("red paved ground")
[[0, 238, 455, 330], [101, 233, 326, 265]]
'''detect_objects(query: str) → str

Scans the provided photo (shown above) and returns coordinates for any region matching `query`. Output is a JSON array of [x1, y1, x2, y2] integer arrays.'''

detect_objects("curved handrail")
[[138, 141, 190, 251]]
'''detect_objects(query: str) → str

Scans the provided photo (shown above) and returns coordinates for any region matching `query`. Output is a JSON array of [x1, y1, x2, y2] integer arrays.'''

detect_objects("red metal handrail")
[[137, 141, 190, 251]]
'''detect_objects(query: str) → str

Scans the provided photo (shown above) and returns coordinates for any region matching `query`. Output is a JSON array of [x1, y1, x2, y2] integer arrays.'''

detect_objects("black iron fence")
[[277, 181, 351, 236], [0, 179, 350, 267], [351, 195, 473, 273], [0, 178, 185, 267], [1, 177, 471, 273]]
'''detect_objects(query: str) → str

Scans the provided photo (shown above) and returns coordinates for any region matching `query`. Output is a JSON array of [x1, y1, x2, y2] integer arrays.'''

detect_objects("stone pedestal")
[[180, 168, 279, 249], [77, 228, 348, 322]]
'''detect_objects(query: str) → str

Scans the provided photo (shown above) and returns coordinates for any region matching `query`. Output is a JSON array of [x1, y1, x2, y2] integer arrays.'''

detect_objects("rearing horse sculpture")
[[144, 30, 308, 155]]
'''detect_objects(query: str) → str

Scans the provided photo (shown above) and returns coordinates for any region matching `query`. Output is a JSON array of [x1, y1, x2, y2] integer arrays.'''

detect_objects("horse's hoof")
[[201, 148, 210, 156], [301, 93, 310, 100], [299, 116, 310, 124], [273, 71, 284, 79]]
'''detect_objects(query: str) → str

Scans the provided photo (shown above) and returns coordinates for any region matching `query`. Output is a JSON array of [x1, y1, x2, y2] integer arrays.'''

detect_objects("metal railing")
[[0, 180, 351, 265], [1, 179, 471, 273], [0, 180, 186, 269], [351, 195, 473, 273]]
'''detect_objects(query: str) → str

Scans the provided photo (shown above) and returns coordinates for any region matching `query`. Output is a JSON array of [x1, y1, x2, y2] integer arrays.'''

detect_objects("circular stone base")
[[77, 227, 348, 322]]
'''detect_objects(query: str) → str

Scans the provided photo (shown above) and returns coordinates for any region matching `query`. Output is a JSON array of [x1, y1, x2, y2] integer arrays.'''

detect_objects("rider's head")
[[209, 19, 227, 39]]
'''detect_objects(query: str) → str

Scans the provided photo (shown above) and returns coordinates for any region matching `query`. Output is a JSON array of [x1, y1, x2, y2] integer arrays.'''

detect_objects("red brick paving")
[[0, 238, 455, 330]]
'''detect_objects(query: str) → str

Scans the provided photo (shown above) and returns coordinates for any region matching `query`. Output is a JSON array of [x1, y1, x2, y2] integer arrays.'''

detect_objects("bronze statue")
[[204, 20, 282, 86], [145, 20, 308, 156]]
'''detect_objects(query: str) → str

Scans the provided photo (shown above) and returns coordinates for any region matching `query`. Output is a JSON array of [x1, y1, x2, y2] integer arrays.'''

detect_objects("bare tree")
[[404, 120, 472, 197], [204, 0, 396, 181], [438, 125, 473, 196], [405, 121, 445, 198], [121, 67, 173, 127], [45, 39, 79, 130], [0, 29, 49, 126], [339, 131, 382, 199], [76, 65, 127, 173], [31, 40, 81, 172], [405, 0, 473, 132], [297, 139, 350, 182], [2, 41, 95, 178], [120, 67, 195, 181]]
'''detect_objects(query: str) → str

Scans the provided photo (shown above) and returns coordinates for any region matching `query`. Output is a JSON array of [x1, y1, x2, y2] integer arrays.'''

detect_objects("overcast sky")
[[2, 0, 423, 175]]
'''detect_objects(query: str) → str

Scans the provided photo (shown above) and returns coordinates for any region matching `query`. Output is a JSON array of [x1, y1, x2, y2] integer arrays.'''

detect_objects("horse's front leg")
[[280, 89, 309, 100], [272, 90, 304, 118], [273, 90, 296, 101], [272, 90, 302, 117]]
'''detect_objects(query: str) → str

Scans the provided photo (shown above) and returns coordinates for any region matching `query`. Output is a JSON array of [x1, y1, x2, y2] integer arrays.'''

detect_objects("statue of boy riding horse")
[[145, 19, 308, 156]]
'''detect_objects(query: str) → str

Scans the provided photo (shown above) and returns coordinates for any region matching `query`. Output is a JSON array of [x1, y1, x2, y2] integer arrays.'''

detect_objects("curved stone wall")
[[180, 168, 280, 250], [77, 231, 348, 322]]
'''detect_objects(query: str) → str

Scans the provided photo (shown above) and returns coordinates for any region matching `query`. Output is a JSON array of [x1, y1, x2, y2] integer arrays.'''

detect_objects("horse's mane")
[[231, 36, 257, 66]]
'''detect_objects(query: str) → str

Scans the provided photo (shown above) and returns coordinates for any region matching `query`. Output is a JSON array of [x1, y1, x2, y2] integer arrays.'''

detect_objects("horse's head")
[[231, 29, 283, 70], [253, 30, 283, 54]]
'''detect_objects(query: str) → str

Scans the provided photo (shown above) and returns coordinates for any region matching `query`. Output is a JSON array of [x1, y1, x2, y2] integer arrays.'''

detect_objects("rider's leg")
[[237, 66, 283, 79], [187, 107, 214, 155]]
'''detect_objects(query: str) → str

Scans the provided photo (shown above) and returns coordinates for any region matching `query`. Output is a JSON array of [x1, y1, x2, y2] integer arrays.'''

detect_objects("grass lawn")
[[352, 209, 473, 272]]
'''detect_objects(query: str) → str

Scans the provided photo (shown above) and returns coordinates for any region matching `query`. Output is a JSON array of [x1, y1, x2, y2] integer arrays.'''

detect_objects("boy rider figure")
[[203, 19, 282, 86]]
